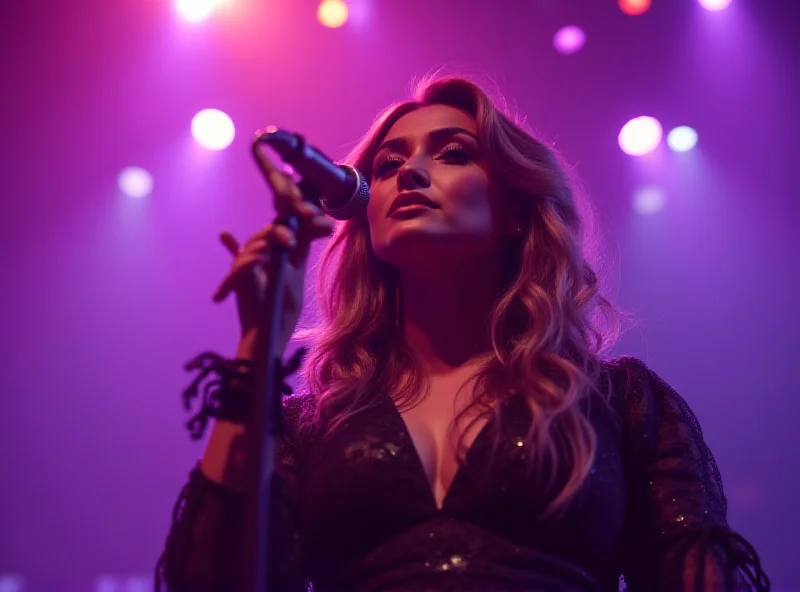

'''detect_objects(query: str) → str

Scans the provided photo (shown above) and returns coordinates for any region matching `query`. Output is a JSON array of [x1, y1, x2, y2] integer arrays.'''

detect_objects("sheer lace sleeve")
[[611, 357, 770, 592], [154, 463, 246, 591], [155, 351, 312, 592]]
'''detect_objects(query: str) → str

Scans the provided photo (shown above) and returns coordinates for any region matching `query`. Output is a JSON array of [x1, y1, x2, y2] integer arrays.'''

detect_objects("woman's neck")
[[399, 261, 501, 375]]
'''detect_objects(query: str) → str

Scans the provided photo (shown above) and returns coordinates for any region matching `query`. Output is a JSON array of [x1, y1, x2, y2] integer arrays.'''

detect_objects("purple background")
[[1, 0, 797, 589]]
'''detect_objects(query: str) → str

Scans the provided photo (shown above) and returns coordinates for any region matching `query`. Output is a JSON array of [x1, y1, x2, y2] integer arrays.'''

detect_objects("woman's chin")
[[374, 231, 463, 269]]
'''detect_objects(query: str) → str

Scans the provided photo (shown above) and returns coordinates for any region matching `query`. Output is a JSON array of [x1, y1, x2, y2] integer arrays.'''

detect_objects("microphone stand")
[[243, 135, 321, 592]]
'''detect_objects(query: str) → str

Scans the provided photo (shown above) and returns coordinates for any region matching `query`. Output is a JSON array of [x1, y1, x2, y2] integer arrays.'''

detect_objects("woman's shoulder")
[[602, 354, 651, 378], [601, 355, 669, 397], [278, 391, 320, 466], [598, 355, 684, 416], [599, 355, 704, 435], [282, 389, 316, 410], [282, 390, 318, 428]]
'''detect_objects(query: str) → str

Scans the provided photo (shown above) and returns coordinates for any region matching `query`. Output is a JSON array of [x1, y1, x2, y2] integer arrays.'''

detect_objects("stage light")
[[633, 186, 667, 215], [0, 574, 23, 592], [123, 576, 151, 592], [618, 116, 662, 156], [667, 126, 699, 152], [118, 167, 154, 198], [618, 0, 652, 16], [318, 0, 349, 28], [175, 0, 217, 23], [191, 109, 235, 151], [94, 576, 119, 592], [553, 26, 586, 55], [699, 0, 732, 10]]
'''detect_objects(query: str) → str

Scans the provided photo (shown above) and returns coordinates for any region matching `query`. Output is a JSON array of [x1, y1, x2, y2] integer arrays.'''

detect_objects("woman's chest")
[[396, 377, 491, 510], [298, 391, 629, 583]]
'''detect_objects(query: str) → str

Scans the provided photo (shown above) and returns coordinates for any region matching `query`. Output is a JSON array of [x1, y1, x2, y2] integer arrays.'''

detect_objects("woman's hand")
[[212, 145, 334, 356]]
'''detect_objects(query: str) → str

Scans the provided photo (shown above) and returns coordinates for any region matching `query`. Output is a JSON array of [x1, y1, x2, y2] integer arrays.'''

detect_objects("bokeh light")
[[618, 116, 663, 156], [0, 574, 23, 592], [699, 0, 732, 10], [191, 109, 236, 150], [553, 26, 586, 55], [667, 126, 699, 152], [93, 575, 151, 592], [618, 0, 652, 16], [633, 186, 667, 215], [175, 0, 217, 23], [117, 167, 154, 198], [318, 0, 349, 28]]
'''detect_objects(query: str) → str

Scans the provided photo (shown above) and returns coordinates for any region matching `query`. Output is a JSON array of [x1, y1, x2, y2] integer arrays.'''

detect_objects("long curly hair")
[[296, 75, 620, 517]]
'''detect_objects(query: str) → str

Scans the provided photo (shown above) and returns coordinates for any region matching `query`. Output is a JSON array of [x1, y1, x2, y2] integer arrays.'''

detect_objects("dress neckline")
[[383, 394, 496, 512]]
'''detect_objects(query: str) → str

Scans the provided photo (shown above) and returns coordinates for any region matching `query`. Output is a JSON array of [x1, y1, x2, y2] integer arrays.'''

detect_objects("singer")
[[155, 77, 769, 591]]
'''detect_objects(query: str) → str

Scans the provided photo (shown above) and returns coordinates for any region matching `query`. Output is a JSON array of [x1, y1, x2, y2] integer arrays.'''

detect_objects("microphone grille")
[[321, 166, 370, 221]]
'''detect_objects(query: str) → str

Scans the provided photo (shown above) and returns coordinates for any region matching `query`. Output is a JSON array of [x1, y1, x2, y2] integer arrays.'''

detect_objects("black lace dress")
[[155, 357, 769, 591]]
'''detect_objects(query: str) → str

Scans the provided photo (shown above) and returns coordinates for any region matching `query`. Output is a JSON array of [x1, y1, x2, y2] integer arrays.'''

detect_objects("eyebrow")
[[375, 126, 479, 156]]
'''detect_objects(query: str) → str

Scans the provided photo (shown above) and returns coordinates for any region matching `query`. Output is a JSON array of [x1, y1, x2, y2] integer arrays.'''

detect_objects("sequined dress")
[[155, 357, 769, 591]]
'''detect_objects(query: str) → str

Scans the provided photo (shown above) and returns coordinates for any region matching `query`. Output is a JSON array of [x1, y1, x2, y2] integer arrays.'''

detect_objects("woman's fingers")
[[291, 201, 334, 239], [237, 217, 330, 257], [241, 224, 297, 253], [213, 224, 304, 302], [253, 144, 305, 217], [219, 231, 240, 256], [212, 253, 267, 302], [213, 172, 335, 302], [307, 215, 335, 238]]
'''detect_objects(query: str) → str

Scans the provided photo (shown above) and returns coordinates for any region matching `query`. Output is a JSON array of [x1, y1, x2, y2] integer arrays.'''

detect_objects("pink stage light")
[[618, 0, 652, 16], [633, 186, 667, 215], [175, 0, 218, 23], [118, 167, 154, 198], [699, 0, 733, 10], [553, 26, 586, 55], [618, 116, 662, 156], [318, 0, 349, 28], [191, 109, 235, 151]]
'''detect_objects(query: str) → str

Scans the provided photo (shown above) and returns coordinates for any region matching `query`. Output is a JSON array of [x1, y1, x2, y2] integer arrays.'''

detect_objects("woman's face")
[[366, 104, 509, 269]]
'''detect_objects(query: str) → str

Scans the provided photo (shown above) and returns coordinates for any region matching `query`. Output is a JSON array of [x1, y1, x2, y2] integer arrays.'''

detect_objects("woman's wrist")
[[235, 327, 290, 362]]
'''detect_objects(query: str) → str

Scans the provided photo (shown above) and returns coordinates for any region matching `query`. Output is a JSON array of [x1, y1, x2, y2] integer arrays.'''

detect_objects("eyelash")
[[373, 143, 472, 178]]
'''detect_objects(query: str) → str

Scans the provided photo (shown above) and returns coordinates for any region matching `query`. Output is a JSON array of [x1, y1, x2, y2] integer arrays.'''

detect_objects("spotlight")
[[318, 0, 349, 28], [618, 116, 663, 156], [667, 126, 698, 152], [633, 186, 667, 215], [118, 167, 154, 198], [618, 0, 652, 16], [175, 0, 217, 23], [699, 0, 732, 10], [553, 26, 586, 55], [191, 109, 235, 151], [0, 574, 23, 592]]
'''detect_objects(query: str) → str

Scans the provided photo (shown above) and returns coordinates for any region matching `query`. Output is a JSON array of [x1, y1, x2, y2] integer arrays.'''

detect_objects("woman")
[[155, 76, 769, 591]]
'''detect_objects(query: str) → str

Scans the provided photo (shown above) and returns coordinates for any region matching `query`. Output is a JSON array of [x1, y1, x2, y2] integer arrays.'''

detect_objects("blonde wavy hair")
[[296, 75, 620, 517]]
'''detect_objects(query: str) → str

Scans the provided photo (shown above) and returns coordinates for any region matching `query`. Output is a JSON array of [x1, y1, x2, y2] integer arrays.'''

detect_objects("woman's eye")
[[438, 144, 472, 163], [373, 143, 472, 179], [373, 156, 403, 178]]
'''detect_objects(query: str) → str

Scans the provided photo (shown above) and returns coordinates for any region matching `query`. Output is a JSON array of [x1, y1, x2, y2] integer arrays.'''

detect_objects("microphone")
[[254, 129, 370, 220]]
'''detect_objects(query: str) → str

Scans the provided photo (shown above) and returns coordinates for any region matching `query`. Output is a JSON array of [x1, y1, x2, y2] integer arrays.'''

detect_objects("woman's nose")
[[397, 162, 431, 191]]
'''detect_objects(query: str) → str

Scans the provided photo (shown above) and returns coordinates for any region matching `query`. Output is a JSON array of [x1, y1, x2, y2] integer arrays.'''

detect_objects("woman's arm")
[[612, 357, 770, 592], [199, 331, 265, 491], [155, 336, 309, 592]]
